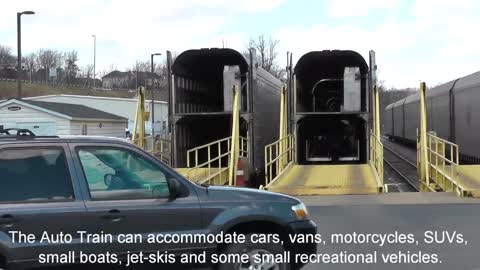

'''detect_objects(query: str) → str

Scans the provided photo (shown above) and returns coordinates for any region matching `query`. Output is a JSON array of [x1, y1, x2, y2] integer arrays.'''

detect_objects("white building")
[[0, 99, 127, 137], [25, 94, 168, 136]]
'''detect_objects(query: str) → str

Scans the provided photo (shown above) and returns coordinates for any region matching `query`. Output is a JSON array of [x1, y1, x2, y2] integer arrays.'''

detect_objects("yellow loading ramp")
[[265, 164, 383, 196], [262, 85, 384, 196], [417, 82, 480, 198]]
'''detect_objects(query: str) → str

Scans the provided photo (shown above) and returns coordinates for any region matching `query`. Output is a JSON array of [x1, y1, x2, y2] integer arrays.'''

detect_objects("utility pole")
[[17, 11, 35, 98], [92, 34, 96, 88], [150, 53, 162, 137]]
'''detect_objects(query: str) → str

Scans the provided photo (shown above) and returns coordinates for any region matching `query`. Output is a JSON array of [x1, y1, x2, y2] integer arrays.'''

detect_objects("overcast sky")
[[1, 0, 479, 88]]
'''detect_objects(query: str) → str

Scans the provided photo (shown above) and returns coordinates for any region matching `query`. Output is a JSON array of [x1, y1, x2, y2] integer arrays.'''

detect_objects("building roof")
[[103, 70, 161, 79], [103, 70, 129, 79], [25, 94, 167, 104], [0, 99, 127, 122]]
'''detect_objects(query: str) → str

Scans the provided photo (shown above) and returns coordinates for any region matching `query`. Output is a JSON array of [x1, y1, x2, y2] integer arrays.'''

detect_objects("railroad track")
[[383, 145, 420, 192]]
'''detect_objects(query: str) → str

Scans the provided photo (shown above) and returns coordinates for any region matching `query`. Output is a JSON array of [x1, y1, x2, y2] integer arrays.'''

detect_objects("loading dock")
[[263, 50, 384, 195]]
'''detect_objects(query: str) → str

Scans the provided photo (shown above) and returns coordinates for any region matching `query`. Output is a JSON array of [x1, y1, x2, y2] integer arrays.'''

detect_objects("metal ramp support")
[[130, 86, 173, 166], [369, 82, 384, 190], [131, 86, 147, 148], [417, 81, 480, 197]]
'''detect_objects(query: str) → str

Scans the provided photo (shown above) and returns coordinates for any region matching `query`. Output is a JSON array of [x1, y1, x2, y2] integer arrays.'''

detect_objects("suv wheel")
[[218, 233, 290, 270]]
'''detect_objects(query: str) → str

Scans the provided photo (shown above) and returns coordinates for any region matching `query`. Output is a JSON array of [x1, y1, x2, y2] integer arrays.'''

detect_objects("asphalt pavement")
[[301, 193, 480, 270]]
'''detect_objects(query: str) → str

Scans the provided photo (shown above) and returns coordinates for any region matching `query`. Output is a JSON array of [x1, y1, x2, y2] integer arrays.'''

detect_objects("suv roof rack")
[[0, 127, 59, 139], [0, 128, 36, 136]]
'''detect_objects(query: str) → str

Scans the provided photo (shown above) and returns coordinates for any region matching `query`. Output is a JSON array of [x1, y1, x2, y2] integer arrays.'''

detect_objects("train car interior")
[[174, 116, 248, 167], [296, 115, 366, 164], [172, 49, 249, 114], [294, 51, 369, 165], [295, 51, 368, 113]]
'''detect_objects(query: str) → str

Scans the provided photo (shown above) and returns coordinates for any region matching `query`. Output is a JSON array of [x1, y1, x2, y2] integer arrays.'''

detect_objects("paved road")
[[40, 193, 480, 270], [301, 193, 480, 270]]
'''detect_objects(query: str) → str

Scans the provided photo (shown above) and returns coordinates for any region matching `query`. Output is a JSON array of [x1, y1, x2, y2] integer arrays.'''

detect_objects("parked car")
[[0, 130, 317, 270]]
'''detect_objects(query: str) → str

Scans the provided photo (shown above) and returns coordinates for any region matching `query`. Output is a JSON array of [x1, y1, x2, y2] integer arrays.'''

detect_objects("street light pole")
[[92, 34, 96, 88], [150, 53, 161, 137], [17, 11, 35, 99]]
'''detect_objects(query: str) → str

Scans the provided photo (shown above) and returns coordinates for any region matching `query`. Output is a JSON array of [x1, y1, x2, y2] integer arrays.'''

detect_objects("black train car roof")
[[294, 50, 369, 77], [172, 48, 249, 77]]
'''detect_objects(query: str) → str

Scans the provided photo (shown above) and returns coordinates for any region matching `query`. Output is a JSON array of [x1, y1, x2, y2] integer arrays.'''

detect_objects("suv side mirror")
[[168, 178, 182, 200]]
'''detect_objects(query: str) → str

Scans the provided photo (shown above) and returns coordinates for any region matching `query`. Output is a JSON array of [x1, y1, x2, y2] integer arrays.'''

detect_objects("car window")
[[0, 147, 74, 203], [77, 147, 170, 200]]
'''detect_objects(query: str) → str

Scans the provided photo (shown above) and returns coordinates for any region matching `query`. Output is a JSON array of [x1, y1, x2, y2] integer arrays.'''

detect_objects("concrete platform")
[[266, 164, 383, 196], [457, 165, 480, 197], [298, 192, 480, 206]]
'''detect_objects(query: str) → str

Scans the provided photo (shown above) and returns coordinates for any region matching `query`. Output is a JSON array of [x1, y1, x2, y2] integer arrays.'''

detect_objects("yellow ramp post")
[[418, 82, 431, 191], [228, 84, 240, 186], [370, 84, 384, 187], [374, 85, 381, 141], [278, 86, 288, 173], [132, 86, 146, 149]]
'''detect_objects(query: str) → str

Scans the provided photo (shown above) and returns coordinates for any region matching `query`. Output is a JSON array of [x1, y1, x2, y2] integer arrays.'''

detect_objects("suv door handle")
[[99, 210, 124, 222], [0, 214, 17, 228]]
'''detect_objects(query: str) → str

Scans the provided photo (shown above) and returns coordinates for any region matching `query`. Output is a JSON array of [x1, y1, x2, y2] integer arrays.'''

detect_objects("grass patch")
[[0, 81, 137, 100]]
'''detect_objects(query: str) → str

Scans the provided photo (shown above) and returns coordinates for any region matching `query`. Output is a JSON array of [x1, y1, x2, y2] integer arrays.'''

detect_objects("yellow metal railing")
[[186, 136, 248, 185], [264, 134, 295, 186], [183, 84, 247, 186], [416, 81, 466, 195], [424, 132, 463, 193], [132, 136, 153, 152], [132, 135, 172, 166], [155, 137, 172, 166], [416, 128, 420, 169], [369, 130, 384, 186], [369, 83, 384, 190], [416, 129, 435, 192], [264, 85, 292, 188]]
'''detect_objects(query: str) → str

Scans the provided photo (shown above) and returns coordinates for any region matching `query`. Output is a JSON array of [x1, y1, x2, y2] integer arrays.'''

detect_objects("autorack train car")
[[385, 71, 480, 163], [167, 48, 283, 186]]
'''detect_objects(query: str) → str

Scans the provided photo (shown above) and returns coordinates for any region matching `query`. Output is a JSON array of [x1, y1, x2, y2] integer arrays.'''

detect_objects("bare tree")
[[37, 49, 63, 81], [23, 53, 37, 82], [130, 60, 151, 73], [248, 35, 285, 79], [0, 44, 15, 65], [128, 60, 156, 88], [64, 50, 79, 84], [79, 64, 94, 88]]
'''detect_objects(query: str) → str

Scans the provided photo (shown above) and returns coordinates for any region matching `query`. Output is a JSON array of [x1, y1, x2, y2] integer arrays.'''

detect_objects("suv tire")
[[217, 233, 291, 270]]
